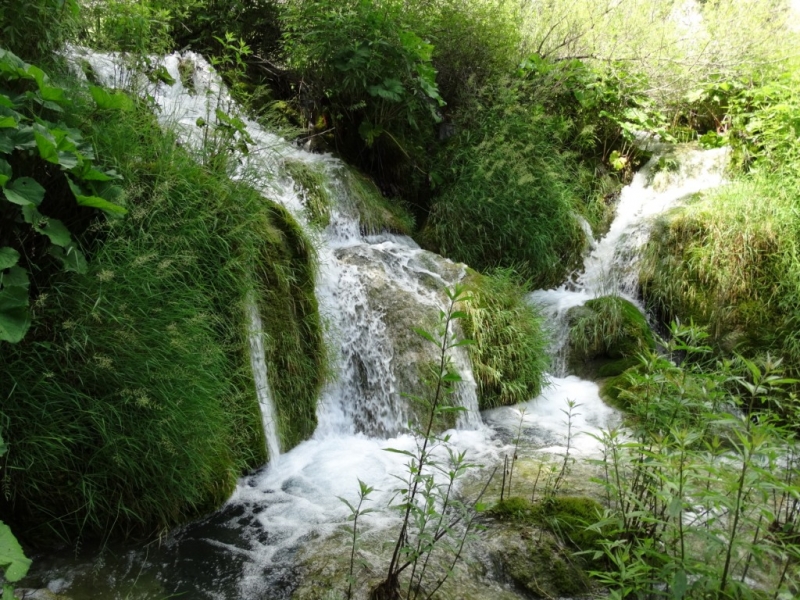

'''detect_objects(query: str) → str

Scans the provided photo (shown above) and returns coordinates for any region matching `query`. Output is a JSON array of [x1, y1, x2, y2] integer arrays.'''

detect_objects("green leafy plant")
[[360, 284, 491, 600], [0, 433, 31, 600], [0, 48, 126, 342]]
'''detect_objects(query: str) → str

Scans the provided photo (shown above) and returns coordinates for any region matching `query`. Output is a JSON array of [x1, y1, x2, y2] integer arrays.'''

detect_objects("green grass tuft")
[[640, 171, 800, 371], [462, 269, 549, 409]]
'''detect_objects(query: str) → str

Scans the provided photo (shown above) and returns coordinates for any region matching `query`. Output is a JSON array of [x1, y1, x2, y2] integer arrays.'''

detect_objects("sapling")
[[339, 479, 375, 600]]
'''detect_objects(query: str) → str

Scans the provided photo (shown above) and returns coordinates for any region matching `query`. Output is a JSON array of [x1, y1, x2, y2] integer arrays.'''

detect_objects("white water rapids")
[[24, 50, 728, 599]]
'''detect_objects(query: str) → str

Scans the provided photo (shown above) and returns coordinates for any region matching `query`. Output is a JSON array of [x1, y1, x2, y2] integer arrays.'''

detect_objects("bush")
[[0, 0, 79, 64], [423, 83, 589, 287], [566, 296, 655, 378], [462, 269, 549, 409], [640, 172, 800, 371]]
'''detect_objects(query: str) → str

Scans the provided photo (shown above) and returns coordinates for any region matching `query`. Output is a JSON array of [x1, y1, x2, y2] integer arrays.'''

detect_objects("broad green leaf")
[[90, 86, 133, 111], [0, 159, 10, 188], [48, 245, 87, 274], [77, 166, 118, 182], [21, 205, 73, 247], [0, 268, 30, 343], [34, 126, 59, 163], [0, 247, 19, 270], [67, 179, 127, 216], [0, 116, 15, 129], [0, 520, 32, 582], [0, 132, 12, 153], [3, 177, 45, 206], [10, 125, 35, 150]]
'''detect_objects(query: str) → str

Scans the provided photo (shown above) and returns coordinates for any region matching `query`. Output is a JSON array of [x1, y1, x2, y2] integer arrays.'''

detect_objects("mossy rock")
[[486, 519, 594, 598], [492, 496, 607, 554], [566, 296, 655, 378], [284, 159, 332, 228]]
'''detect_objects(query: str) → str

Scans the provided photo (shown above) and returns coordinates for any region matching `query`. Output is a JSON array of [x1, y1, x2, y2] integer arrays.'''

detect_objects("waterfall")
[[27, 51, 733, 600], [530, 144, 730, 373], [246, 299, 281, 461], [74, 48, 481, 446]]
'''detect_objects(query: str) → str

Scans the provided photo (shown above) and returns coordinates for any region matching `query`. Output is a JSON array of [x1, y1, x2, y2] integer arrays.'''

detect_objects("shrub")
[[423, 83, 589, 287], [0, 0, 79, 64]]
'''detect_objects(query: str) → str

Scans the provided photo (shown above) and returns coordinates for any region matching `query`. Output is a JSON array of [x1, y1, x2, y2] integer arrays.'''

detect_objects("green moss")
[[496, 528, 593, 597], [255, 203, 327, 450], [566, 295, 655, 378], [462, 269, 549, 409], [284, 159, 331, 228], [342, 166, 414, 235]]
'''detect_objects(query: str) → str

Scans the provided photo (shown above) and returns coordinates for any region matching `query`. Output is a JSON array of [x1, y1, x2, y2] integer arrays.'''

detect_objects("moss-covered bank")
[[0, 98, 324, 544], [640, 172, 800, 372]]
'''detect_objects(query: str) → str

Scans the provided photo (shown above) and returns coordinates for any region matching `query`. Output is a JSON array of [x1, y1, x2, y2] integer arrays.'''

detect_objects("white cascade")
[[75, 48, 481, 444], [246, 299, 282, 460], [33, 50, 729, 600]]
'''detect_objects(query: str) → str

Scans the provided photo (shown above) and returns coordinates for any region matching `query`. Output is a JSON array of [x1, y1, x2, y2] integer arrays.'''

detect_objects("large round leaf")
[[3, 177, 44, 206], [0, 520, 31, 583]]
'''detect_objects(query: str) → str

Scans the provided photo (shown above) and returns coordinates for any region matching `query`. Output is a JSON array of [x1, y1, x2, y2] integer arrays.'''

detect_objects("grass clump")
[[423, 91, 590, 288], [284, 159, 331, 228], [461, 269, 549, 409], [640, 172, 800, 369], [567, 296, 655, 378], [0, 96, 324, 543], [341, 165, 414, 236]]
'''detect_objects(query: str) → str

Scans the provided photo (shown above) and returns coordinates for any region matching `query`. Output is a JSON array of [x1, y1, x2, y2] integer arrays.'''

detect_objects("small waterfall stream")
[[24, 51, 728, 599]]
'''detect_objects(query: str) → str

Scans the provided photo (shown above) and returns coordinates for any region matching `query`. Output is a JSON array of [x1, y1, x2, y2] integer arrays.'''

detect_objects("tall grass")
[[0, 96, 325, 543], [423, 85, 591, 288], [462, 269, 549, 409]]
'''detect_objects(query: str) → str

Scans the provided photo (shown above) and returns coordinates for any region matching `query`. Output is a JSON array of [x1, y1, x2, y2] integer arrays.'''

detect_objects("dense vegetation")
[[2, 1, 800, 598]]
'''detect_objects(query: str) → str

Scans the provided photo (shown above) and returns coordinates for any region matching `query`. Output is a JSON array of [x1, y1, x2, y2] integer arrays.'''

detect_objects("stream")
[[18, 50, 729, 600]]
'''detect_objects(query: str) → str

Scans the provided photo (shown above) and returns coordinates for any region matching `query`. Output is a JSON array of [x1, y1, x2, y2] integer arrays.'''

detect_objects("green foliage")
[[369, 285, 487, 600], [641, 171, 800, 373], [285, 159, 332, 228], [281, 0, 443, 149], [254, 202, 326, 450], [591, 351, 800, 598], [0, 49, 126, 342], [461, 269, 549, 409], [567, 296, 655, 378], [423, 82, 590, 287], [0, 90, 323, 542], [0, 0, 79, 64], [80, 0, 173, 56], [0, 436, 30, 600], [341, 165, 414, 235]]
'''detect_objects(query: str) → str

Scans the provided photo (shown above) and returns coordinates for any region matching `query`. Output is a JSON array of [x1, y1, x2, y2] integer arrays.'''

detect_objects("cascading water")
[[484, 143, 729, 459], [26, 49, 490, 599], [532, 144, 730, 374]]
